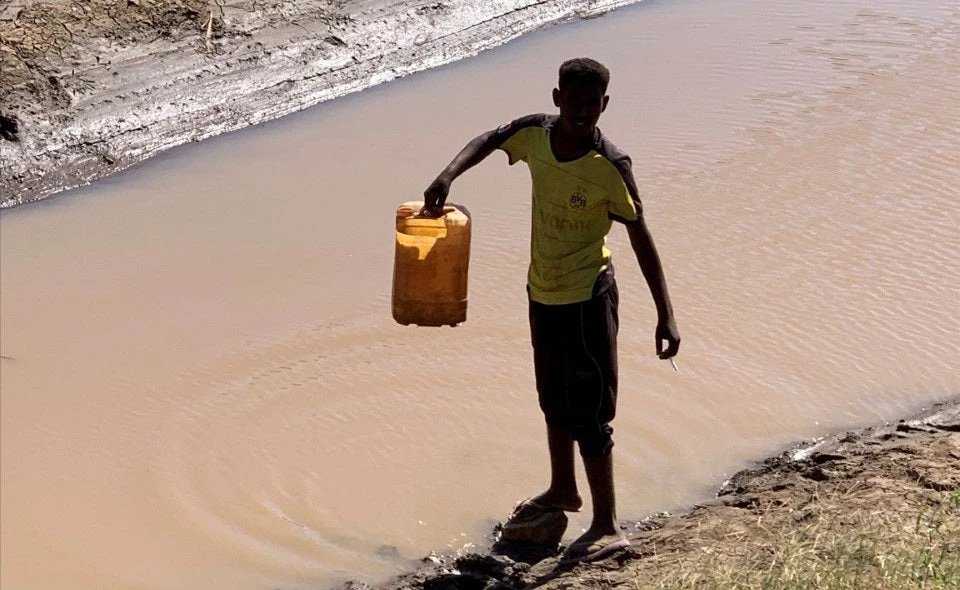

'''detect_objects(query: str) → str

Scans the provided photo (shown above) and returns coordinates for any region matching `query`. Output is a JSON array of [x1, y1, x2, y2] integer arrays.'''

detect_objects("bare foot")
[[507, 492, 581, 525], [530, 490, 582, 512]]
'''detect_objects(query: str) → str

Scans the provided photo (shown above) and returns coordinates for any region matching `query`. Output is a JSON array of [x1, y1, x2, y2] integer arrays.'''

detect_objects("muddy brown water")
[[2, 0, 959, 588]]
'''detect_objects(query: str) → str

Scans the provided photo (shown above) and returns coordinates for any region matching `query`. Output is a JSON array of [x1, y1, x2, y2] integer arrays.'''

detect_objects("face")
[[552, 81, 609, 138]]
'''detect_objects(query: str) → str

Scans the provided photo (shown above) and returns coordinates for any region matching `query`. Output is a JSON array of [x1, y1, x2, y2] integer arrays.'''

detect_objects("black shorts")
[[528, 281, 619, 457]]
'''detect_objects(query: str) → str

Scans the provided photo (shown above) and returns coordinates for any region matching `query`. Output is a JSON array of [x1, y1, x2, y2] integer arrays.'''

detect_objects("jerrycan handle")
[[396, 205, 457, 238]]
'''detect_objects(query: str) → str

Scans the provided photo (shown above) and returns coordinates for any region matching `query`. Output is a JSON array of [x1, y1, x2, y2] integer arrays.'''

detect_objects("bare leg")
[[530, 424, 582, 511], [564, 451, 627, 559]]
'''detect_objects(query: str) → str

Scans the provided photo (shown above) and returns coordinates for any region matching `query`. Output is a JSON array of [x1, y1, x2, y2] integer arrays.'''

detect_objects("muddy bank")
[[0, 0, 640, 208], [364, 397, 959, 590]]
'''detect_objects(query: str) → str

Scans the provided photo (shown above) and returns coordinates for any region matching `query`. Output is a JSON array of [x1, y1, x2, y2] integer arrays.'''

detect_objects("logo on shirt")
[[569, 186, 588, 210]]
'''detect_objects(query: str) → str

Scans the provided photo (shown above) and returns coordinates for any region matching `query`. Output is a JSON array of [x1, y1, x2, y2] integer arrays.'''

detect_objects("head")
[[553, 58, 610, 138]]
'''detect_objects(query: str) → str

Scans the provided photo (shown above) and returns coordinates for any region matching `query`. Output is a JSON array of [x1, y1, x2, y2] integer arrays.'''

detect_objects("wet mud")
[[0, 0, 638, 207]]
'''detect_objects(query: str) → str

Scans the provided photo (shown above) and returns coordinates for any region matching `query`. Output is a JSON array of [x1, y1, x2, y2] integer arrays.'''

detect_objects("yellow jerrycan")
[[392, 201, 472, 327]]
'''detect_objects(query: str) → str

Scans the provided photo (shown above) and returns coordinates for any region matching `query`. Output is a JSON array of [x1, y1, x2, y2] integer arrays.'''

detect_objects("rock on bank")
[[0, 0, 639, 208]]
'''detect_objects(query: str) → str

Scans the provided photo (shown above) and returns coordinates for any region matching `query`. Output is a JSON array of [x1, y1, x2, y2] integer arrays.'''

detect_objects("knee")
[[575, 423, 614, 457], [539, 389, 575, 429]]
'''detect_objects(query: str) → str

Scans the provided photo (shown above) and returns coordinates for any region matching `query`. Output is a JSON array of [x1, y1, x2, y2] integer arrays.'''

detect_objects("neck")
[[551, 124, 596, 160]]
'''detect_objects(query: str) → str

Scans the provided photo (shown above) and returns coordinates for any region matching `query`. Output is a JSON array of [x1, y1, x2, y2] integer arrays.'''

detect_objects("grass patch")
[[643, 488, 959, 590]]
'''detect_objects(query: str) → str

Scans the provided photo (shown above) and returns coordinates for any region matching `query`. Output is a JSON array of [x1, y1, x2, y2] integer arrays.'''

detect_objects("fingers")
[[420, 191, 455, 218], [420, 190, 440, 217], [422, 194, 444, 217], [656, 321, 680, 360], [422, 176, 452, 218], [658, 337, 680, 359], [418, 205, 443, 218]]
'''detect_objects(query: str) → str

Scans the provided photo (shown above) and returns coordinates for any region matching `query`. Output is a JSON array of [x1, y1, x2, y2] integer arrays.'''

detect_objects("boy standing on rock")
[[421, 58, 680, 563]]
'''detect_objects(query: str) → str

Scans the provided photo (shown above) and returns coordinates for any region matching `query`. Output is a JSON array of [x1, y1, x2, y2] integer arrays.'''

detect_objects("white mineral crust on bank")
[[0, 0, 641, 207]]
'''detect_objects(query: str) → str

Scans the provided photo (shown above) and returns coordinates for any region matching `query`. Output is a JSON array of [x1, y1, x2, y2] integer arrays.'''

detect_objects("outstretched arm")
[[422, 130, 501, 216], [625, 217, 680, 359]]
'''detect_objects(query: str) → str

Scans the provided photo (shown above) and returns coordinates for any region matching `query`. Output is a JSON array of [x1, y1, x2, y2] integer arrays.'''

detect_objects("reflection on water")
[[2, 0, 959, 588]]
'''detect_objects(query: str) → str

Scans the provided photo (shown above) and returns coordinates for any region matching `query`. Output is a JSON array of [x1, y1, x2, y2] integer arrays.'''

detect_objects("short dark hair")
[[558, 58, 610, 93]]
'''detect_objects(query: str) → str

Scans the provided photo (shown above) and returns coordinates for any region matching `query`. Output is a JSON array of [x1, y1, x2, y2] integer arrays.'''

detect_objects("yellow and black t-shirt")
[[495, 114, 643, 305]]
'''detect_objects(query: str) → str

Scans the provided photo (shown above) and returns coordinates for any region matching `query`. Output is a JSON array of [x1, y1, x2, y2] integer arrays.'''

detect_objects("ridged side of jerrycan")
[[392, 201, 472, 327]]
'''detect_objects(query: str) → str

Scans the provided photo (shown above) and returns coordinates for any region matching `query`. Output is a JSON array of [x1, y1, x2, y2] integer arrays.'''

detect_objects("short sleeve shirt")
[[495, 114, 643, 305]]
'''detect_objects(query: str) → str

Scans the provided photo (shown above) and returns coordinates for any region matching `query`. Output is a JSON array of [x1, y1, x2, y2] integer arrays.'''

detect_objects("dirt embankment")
[[0, 0, 639, 208], [363, 398, 959, 590]]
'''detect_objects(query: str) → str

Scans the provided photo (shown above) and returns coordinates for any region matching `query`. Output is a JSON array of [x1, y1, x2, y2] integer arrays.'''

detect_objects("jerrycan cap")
[[396, 204, 418, 219]]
